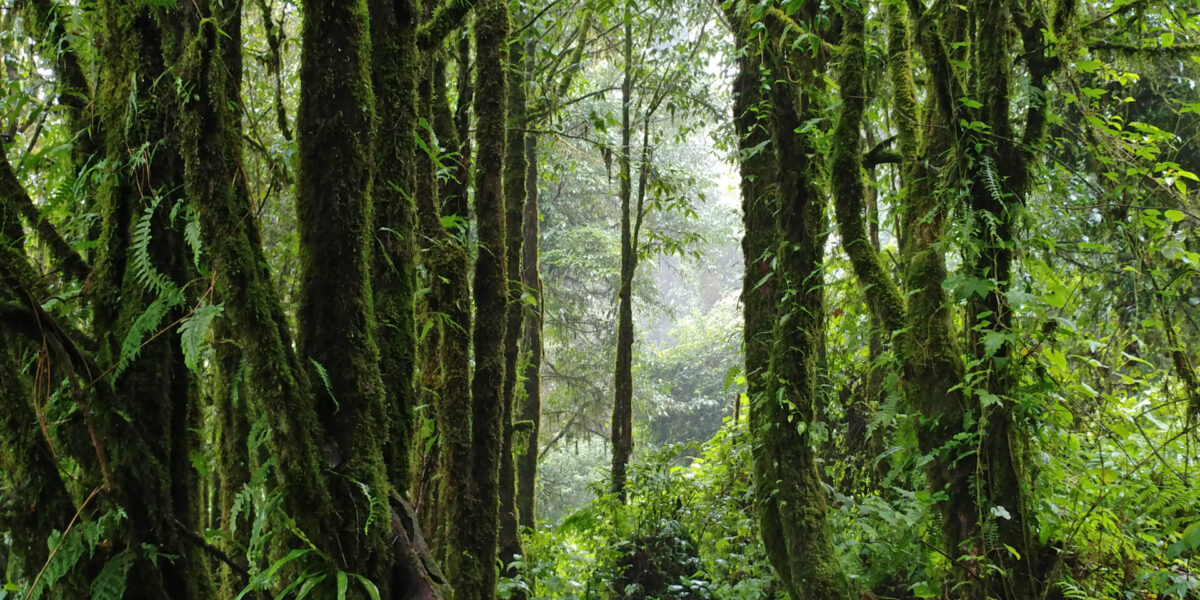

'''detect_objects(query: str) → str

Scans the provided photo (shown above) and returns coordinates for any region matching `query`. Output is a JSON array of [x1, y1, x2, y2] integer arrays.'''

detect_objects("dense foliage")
[[1, 0, 1198, 599]]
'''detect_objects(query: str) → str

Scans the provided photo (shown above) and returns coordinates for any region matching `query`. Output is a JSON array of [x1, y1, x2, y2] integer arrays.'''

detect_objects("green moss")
[[445, 0, 511, 597], [498, 32, 529, 588], [368, 0, 421, 496]]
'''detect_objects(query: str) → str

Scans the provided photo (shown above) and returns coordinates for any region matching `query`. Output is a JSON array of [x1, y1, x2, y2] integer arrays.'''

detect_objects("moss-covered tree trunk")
[[829, 0, 1073, 595], [295, 0, 395, 586], [172, 2, 336, 567], [610, 0, 636, 503], [414, 52, 446, 550], [431, 37, 477, 569], [446, 0, 509, 596], [89, 3, 210, 595], [428, 46, 476, 566], [499, 28, 530, 591], [515, 105, 543, 532], [368, 0, 421, 495], [0, 159, 82, 592], [727, 3, 851, 597]]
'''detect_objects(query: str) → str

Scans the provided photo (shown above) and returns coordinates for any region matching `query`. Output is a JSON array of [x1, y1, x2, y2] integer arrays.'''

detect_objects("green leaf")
[[1167, 522, 1200, 559], [351, 574, 382, 600], [1164, 209, 1185, 222], [336, 570, 349, 599], [1043, 280, 1069, 308], [90, 550, 132, 600], [179, 302, 224, 374], [980, 331, 1007, 358], [295, 574, 327, 600], [958, 96, 983, 109], [309, 358, 338, 410]]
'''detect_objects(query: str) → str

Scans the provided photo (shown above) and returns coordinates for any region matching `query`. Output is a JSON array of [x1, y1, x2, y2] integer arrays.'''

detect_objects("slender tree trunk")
[[515, 97, 543, 531], [432, 39, 475, 569], [414, 52, 446, 553], [610, 0, 636, 503], [447, 0, 509, 597], [499, 27, 529, 594]]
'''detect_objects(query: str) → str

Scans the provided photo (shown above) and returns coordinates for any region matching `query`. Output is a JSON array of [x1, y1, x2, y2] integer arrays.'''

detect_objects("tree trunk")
[[727, 3, 852, 597], [446, 0, 510, 597], [515, 98, 543, 531], [90, 3, 209, 595], [368, 0, 421, 495], [499, 26, 529, 594], [610, 0, 636, 503]]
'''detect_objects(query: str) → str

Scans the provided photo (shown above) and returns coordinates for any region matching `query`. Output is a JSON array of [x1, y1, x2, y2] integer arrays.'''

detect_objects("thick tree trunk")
[[296, 0, 394, 585], [369, 0, 421, 495], [727, 3, 851, 597], [90, 4, 209, 596]]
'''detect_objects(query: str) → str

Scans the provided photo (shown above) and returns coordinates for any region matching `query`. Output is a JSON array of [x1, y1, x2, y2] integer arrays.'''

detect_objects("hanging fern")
[[179, 302, 223, 374], [980, 155, 1004, 204], [355, 479, 388, 537], [89, 549, 133, 600], [130, 196, 183, 303], [114, 296, 172, 379]]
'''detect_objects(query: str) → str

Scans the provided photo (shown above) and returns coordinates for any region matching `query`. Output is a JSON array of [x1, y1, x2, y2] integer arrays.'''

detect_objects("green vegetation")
[[1, 0, 1198, 599]]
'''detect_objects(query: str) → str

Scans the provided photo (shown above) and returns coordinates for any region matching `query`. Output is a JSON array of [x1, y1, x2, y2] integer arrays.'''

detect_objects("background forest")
[[1, 0, 1198, 599]]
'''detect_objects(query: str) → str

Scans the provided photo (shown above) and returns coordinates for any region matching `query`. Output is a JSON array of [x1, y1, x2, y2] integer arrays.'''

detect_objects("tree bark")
[[610, 0, 636, 503]]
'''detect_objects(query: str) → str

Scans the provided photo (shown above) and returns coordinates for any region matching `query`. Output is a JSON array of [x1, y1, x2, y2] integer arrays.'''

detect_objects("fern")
[[90, 550, 132, 600], [114, 296, 171, 379], [49, 170, 80, 212], [980, 155, 1004, 203], [354, 480, 388, 537], [179, 302, 223, 374], [130, 196, 183, 303], [309, 358, 338, 411], [184, 209, 203, 270]]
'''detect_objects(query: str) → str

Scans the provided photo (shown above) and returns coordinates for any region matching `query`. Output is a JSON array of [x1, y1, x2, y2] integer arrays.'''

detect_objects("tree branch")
[[417, 0, 476, 50]]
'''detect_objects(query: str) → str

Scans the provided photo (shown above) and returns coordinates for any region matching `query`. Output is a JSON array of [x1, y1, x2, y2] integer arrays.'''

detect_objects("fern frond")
[[90, 549, 133, 600], [179, 302, 224, 374], [115, 296, 172, 379], [131, 196, 182, 301], [980, 155, 1003, 203]]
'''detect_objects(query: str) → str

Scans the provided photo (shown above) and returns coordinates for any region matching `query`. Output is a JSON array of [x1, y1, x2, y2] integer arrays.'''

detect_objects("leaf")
[[115, 296, 172, 379], [958, 96, 983, 109], [1164, 209, 1185, 222], [309, 358, 338, 411], [90, 550, 132, 600], [179, 302, 224, 374], [980, 331, 1007, 358], [1043, 280, 1069, 309], [294, 574, 327, 600], [351, 574, 382, 600], [1167, 522, 1200, 559], [336, 571, 349, 600]]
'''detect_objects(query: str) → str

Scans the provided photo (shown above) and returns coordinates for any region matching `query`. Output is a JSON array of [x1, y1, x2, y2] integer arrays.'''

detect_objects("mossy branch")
[[831, 2, 906, 336], [0, 145, 90, 283], [417, 0, 476, 50]]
